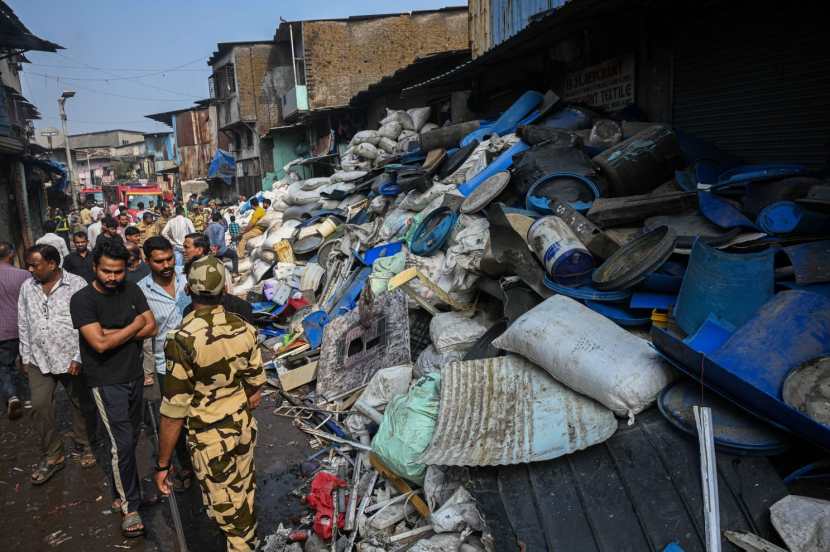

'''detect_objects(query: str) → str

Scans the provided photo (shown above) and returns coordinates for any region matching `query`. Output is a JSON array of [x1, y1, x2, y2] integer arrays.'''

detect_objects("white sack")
[[350, 130, 379, 146], [407, 106, 431, 132], [381, 108, 415, 131], [396, 130, 419, 153], [354, 142, 379, 160], [299, 177, 331, 191], [330, 170, 367, 183], [378, 120, 403, 140], [377, 136, 397, 154], [414, 345, 464, 379], [430, 312, 489, 352], [430, 487, 483, 533], [492, 295, 675, 419], [420, 122, 439, 134], [771, 495, 830, 552]]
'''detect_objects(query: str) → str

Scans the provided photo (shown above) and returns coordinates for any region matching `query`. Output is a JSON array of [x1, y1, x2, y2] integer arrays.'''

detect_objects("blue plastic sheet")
[[458, 140, 530, 196], [208, 148, 236, 186], [302, 310, 330, 350], [757, 201, 830, 234], [460, 91, 544, 147], [674, 239, 774, 336], [698, 191, 759, 230], [683, 314, 735, 354]]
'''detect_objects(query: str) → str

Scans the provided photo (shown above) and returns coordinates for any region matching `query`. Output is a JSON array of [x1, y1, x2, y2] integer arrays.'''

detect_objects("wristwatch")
[[154, 463, 171, 472]]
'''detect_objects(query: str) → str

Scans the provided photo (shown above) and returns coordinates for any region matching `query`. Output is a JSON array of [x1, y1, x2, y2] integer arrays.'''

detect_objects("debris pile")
[[219, 91, 828, 550]]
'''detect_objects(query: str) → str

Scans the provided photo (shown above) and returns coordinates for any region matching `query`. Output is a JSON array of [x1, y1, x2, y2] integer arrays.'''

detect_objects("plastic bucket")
[[274, 240, 295, 263], [527, 216, 593, 286]]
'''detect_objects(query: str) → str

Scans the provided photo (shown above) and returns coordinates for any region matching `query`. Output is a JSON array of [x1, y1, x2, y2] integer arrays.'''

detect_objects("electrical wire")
[[28, 74, 198, 102], [30, 62, 208, 73], [53, 52, 207, 80], [28, 72, 199, 99]]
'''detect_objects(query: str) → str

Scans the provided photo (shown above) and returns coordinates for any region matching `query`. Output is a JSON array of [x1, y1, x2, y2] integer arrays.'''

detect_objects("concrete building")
[[0, 0, 63, 253], [208, 41, 279, 196], [261, 7, 468, 185]]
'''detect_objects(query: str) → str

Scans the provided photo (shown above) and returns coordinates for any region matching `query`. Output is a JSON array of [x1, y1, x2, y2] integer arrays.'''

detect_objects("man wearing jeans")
[[161, 206, 195, 266], [71, 240, 156, 538], [0, 241, 30, 420], [19, 244, 96, 484], [206, 212, 239, 275], [137, 236, 194, 488]]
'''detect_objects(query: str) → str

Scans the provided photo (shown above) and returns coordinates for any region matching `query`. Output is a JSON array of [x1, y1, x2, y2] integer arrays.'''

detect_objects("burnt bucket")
[[527, 216, 593, 286]]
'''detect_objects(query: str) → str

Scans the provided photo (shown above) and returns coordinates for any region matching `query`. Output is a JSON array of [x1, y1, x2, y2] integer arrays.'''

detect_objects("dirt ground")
[[0, 379, 311, 552]]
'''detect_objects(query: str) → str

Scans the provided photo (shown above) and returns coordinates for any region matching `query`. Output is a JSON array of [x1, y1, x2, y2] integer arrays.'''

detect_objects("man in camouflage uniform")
[[153, 255, 265, 552]]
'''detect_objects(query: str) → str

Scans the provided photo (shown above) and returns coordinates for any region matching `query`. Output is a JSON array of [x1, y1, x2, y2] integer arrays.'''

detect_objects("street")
[[0, 383, 310, 552]]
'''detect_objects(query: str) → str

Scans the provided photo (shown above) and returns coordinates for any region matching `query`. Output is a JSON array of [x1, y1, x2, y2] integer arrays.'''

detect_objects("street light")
[[58, 90, 79, 209]]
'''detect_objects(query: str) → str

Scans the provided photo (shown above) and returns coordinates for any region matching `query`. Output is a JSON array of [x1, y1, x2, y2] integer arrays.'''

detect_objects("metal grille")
[[672, 10, 830, 169]]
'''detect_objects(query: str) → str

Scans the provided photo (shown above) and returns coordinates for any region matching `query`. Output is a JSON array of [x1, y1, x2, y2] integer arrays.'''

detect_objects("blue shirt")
[[206, 222, 228, 255], [137, 270, 190, 374]]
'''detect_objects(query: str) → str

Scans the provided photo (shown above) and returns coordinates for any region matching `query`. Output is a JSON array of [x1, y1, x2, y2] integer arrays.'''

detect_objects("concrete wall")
[[68, 130, 144, 149], [303, 10, 468, 110]]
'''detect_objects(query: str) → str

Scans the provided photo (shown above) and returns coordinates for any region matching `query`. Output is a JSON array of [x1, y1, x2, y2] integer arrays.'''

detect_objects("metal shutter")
[[671, 7, 830, 169]]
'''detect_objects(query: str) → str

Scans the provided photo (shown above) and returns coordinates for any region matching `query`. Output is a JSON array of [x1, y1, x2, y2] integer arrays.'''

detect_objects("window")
[[244, 128, 253, 148], [211, 64, 236, 100]]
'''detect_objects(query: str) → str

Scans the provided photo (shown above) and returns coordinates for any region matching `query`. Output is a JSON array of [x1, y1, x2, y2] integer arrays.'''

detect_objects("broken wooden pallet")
[[388, 267, 474, 315]]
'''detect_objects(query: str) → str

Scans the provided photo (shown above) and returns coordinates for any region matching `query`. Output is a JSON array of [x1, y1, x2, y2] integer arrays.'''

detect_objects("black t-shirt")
[[126, 262, 150, 284], [70, 282, 150, 387], [63, 251, 95, 283]]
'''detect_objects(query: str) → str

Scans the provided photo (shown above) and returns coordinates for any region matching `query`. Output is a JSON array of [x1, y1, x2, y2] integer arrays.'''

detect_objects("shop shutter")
[[671, 7, 830, 170]]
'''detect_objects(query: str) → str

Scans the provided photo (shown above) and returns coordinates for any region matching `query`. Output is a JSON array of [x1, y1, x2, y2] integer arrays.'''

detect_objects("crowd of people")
[[0, 192, 266, 551]]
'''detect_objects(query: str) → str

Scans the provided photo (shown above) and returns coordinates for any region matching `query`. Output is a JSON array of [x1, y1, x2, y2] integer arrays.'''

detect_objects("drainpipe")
[[13, 160, 33, 250]]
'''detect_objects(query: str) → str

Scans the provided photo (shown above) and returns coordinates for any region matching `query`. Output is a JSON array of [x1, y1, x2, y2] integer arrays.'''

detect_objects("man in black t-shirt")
[[70, 240, 156, 539]]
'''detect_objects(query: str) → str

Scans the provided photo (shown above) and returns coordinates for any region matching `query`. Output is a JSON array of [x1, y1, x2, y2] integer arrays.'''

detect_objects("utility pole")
[[58, 90, 79, 209]]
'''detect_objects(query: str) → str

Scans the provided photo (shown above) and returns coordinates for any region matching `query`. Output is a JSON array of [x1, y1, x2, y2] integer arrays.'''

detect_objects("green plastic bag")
[[371, 372, 441, 485]]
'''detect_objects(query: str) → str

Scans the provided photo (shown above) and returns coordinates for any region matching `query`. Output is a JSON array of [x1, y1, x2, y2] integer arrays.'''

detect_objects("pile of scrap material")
[[225, 92, 828, 551]]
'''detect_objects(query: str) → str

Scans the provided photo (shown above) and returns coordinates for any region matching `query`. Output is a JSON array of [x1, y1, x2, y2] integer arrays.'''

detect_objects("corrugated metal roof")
[[402, 0, 632, 95], [349, 49, 470, 106], [0, 0, 63, 52], [419, 355, 616, 467]]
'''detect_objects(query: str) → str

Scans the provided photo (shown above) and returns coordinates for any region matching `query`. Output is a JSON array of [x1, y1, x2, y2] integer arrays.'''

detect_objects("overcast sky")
[[11, 0, 465, 136]]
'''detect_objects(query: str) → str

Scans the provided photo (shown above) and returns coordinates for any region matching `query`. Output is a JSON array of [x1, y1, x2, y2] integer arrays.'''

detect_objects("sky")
[[11, 0, 465, 137]]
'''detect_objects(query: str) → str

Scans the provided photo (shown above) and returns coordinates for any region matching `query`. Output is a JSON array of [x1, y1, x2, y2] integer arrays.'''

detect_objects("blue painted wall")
[[490, 0, 569, 52]]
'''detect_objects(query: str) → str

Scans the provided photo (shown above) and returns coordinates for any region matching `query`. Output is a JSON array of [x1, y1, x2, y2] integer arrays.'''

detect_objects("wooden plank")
[[587, 191, 698, 227], [388, 267, 474, 313], [278, 361, 318, 391], [369, 453, 431, 518]]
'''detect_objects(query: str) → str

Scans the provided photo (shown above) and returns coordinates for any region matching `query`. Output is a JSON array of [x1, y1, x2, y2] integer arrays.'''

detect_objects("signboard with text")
[[562, 57, 635, 111]]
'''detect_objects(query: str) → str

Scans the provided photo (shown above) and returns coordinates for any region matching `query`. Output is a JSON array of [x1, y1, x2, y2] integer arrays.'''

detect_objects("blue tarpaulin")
[[208, 149, 236, 186], [25, 158, 68, 192]]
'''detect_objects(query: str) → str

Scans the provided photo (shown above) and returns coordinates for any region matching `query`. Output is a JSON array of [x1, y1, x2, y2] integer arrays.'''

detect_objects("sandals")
[[31, 458, 65, 486], [121, 511, 145, 538], [80, 449, 96, 469]]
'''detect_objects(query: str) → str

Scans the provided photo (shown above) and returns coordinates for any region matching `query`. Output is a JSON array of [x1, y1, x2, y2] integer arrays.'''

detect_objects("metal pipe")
[[58, 94, 79, 209], [146, 403, 190, 552]]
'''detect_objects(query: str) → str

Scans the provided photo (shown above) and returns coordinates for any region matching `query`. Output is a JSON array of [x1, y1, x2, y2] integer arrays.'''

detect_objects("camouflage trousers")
[[189, 409, 259, 552]]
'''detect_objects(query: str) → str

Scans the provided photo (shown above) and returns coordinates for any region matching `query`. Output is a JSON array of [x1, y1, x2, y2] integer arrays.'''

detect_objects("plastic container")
[[593, 124, 683, 196], [527, 216, 593, 286]]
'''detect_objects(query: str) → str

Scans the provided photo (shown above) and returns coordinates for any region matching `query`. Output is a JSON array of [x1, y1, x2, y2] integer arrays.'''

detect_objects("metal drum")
[[527, 216, 593, 286]]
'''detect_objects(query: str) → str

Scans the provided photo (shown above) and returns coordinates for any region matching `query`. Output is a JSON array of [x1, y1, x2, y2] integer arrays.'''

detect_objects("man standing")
[[124, 226, 142, 248], [19, 244, 96, 485], [155, 255, 264, 552], [162, 206, 195, 266], [125, 244, 150, 284], [190, 205, 207, 233], [235, 197, 266, 257], [87, 217, 103, 249], [70, 240, 156, 538], [90, 202, 105, 224], [63, 231, 95, 283], [138, 236, 193, 479], [97, 216, 124, 248], [36, 220, 70, 266], [0, 241, 30, 420], [207, 212, 239, 275], [136, 212, 159, 244], [117, 212, 131, 240], [79, 202, 93, 228]]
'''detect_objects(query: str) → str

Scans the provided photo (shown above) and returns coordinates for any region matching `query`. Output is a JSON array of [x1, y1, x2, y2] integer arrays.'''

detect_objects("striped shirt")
[[137, 270, 190, 374], [0, 262, 31, 341]]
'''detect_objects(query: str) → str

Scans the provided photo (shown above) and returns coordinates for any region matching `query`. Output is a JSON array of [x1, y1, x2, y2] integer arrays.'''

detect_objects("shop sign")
[[562, 56, 635, 111]]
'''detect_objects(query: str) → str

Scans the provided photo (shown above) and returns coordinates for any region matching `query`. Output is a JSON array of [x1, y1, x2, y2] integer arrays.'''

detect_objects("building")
[[0, 0, 63, 253], [413, 0, 830, 169], [145, 102, 234, 201], [208, 41, 279, 196], [39, 129, 155, 189], [262, 7, 468, 184]]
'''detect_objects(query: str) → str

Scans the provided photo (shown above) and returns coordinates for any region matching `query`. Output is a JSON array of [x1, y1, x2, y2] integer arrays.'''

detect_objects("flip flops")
[[121, 511, 145, 538], [31, 458, 65, 486]]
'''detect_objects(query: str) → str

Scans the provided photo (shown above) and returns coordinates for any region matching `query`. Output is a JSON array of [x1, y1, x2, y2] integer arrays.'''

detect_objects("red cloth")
[[305, 471, 348, 540]]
